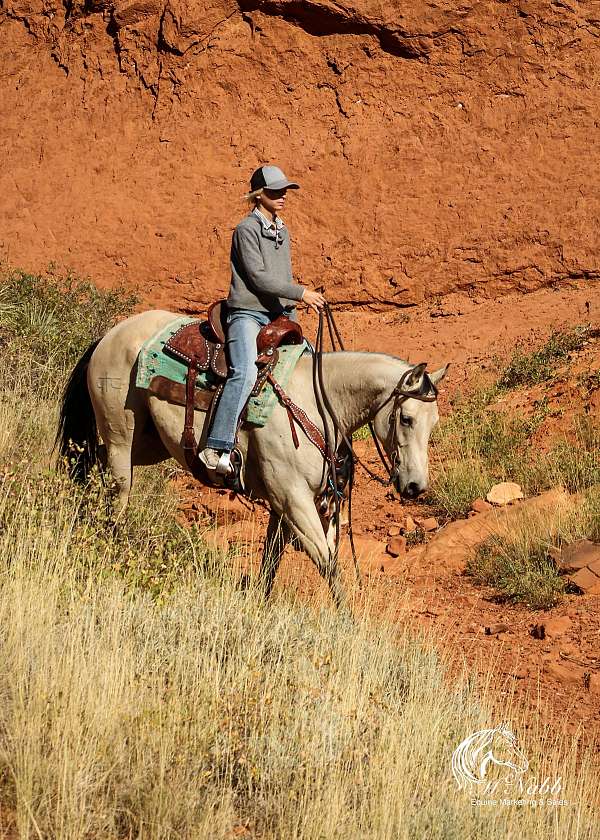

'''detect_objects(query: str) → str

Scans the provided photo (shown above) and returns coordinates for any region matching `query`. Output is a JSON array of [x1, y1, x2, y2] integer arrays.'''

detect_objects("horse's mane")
[[319, 349, 411, 366]]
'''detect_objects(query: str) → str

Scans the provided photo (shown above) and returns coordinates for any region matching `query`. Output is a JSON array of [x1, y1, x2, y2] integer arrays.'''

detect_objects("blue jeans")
[[207, 308, 293, 451]]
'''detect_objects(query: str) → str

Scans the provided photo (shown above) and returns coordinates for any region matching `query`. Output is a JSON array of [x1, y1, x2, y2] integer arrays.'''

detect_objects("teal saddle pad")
[[135, 315, 310, 427]]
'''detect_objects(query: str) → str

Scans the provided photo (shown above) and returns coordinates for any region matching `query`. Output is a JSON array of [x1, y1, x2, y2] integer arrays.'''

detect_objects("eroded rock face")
[[1, 0, 599, 308]]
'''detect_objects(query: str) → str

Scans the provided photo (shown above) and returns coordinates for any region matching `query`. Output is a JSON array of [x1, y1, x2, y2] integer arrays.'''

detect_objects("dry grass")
[[1, 466, 599, 838], [0, 273, 598, 837], [428, 388, 600, 520], [467, 489, 600, 609]]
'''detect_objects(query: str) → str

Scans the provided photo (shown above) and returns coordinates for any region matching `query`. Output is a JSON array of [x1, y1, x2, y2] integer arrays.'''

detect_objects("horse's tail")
[[54, 340, 102, 483]]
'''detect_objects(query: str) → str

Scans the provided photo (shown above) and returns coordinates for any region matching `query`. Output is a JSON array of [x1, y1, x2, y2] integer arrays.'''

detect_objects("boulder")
[[386, 536, 407, 557], [416, 516, 439, 532], [568, 565, 600, 595], [418, 488, 573, 572], [555, 539, 600, 573], [486, 482, 524, 506]]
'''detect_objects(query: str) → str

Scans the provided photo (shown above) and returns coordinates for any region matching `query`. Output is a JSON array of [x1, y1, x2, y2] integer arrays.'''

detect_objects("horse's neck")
[[320, 352, 408, 434]]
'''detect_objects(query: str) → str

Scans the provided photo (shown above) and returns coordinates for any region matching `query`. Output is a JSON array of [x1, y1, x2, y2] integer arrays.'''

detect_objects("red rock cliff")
[[1, 0, 599, 310]]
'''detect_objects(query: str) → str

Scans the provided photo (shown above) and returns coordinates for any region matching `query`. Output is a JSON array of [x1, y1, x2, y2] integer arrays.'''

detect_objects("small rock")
[[557, 540, 600, 573], [546, 661, 584, 686], [486, 482, 524, 506], [387, 525, 401, 537], [386, 536, 407, 557], [530, 624, 546, 640], [401, 514, 418, 533], [484, 623, 510, 635], [417, 517, 439, 532], [471, 497, 493, 513]]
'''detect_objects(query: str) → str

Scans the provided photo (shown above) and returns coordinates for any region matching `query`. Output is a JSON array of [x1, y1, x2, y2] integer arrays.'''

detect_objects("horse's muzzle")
[[397, 480, 423, 499]]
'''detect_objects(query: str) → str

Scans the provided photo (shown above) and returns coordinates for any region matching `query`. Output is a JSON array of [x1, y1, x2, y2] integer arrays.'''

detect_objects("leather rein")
[[315, 304, 439, 487], [311, 303, 439, 588]]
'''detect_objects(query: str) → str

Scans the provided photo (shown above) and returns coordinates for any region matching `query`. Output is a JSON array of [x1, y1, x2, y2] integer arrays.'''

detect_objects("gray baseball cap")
[[249, 165, 300, 193]]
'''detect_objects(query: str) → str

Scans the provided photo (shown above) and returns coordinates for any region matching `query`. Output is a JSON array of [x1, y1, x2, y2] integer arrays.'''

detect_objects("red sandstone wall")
[[1, 0, 599, 310]]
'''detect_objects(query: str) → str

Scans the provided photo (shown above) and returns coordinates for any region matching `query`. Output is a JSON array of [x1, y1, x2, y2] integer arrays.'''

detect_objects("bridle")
[[314, 306, 439, 486], [363, 363, 439, 487], [312, 304, 439, 588]]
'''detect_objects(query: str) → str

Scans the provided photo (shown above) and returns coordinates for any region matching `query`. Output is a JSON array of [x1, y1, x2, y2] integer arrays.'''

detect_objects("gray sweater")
[[227, 212, 305, 314]]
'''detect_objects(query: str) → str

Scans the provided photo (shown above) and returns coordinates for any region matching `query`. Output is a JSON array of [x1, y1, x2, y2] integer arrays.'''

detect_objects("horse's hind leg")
[[105, 439, 133, 519], [88, 383, 136, 519], [258, 512, 293, 597]]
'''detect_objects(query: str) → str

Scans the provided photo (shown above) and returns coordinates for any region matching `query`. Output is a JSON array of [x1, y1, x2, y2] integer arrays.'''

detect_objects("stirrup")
[[215, 451, 233, 476], [223, 448, 245, 494]]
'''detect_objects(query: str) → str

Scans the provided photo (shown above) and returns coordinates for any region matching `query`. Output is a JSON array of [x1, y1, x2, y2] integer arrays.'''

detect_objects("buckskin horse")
[[56, 309, 448, 607]]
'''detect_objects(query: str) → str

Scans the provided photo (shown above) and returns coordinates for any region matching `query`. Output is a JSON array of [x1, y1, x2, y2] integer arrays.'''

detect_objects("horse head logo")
[[451, 723, 529, 790]]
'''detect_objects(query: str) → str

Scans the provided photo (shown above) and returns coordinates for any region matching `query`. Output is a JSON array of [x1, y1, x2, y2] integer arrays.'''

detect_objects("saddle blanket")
[[135, 315, 310, 427]]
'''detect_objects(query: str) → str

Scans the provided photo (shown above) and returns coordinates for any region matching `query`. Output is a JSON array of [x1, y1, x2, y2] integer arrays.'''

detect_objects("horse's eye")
[[400, 414, 413, 428]]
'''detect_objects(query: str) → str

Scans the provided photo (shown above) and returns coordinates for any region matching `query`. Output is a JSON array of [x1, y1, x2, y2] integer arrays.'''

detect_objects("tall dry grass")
[[0, 271, 598, 837], [1, 466, 599, 838]]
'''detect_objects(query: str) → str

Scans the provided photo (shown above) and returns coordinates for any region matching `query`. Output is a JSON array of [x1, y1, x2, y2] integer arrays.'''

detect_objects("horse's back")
[[93, 309, 182, 366]]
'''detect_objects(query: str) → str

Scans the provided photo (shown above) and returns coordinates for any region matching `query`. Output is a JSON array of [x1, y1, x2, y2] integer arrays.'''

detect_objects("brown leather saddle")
[[149, 301, 303, 485]]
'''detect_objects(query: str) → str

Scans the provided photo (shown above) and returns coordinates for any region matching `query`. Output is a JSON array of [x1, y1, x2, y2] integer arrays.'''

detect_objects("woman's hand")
[[302, 288, 327, 313]]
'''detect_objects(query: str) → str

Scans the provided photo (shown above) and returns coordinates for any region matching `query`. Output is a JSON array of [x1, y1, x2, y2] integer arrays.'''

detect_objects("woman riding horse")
[[199, 165, 326, 478]]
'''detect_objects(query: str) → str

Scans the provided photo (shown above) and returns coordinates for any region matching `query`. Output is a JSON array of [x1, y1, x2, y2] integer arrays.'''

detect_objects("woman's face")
[[258, 187, 288, 215]]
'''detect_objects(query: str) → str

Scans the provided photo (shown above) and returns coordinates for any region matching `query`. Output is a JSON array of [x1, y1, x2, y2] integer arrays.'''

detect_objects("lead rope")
[[313, 304, 362, 589]]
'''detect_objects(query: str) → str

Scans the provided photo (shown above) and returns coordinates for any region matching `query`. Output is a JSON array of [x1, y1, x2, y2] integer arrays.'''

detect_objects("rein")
[[311, 304, 439, 589], [315, 305, 438, 486]]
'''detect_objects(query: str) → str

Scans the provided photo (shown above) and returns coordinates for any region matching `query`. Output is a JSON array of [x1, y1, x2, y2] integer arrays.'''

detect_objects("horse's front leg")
[[276, 483, 348, 610], [258, 511, 293, 597]]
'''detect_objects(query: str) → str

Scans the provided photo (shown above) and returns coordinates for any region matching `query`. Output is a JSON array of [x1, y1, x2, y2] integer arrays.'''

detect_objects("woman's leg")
[[206, 309, 270, 452]]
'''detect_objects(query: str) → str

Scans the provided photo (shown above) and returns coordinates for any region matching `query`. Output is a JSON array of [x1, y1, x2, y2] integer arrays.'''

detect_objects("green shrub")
[[0, 267, 137, 393], [429, 382, 600, 519], [352, 424, 371, 441], [498, 325, 594, 389], [525, 416, 600, 495], [577, 368, 600, 395], [467, 534, 565, 610]]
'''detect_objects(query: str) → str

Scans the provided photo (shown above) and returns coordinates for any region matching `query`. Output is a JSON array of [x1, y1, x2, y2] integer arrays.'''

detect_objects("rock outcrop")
[[1, 0, 599, 309]]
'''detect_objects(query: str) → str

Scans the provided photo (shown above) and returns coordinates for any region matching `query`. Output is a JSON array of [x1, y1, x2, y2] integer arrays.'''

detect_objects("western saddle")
[[150, 301, 303, 487]]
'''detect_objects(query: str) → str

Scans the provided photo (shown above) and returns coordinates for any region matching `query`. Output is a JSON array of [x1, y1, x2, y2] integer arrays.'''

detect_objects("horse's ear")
[[403, 362, 428, 392], [429, 363, 450, 386]]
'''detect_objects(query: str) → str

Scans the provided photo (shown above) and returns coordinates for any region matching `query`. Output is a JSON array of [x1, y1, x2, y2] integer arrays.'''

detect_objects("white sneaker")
[[198, 447, 222, 471], [198, 447, 233, 475]]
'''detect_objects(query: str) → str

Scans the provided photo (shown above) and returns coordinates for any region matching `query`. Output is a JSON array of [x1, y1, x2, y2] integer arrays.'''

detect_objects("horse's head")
[[371, 361, 449, 499]]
